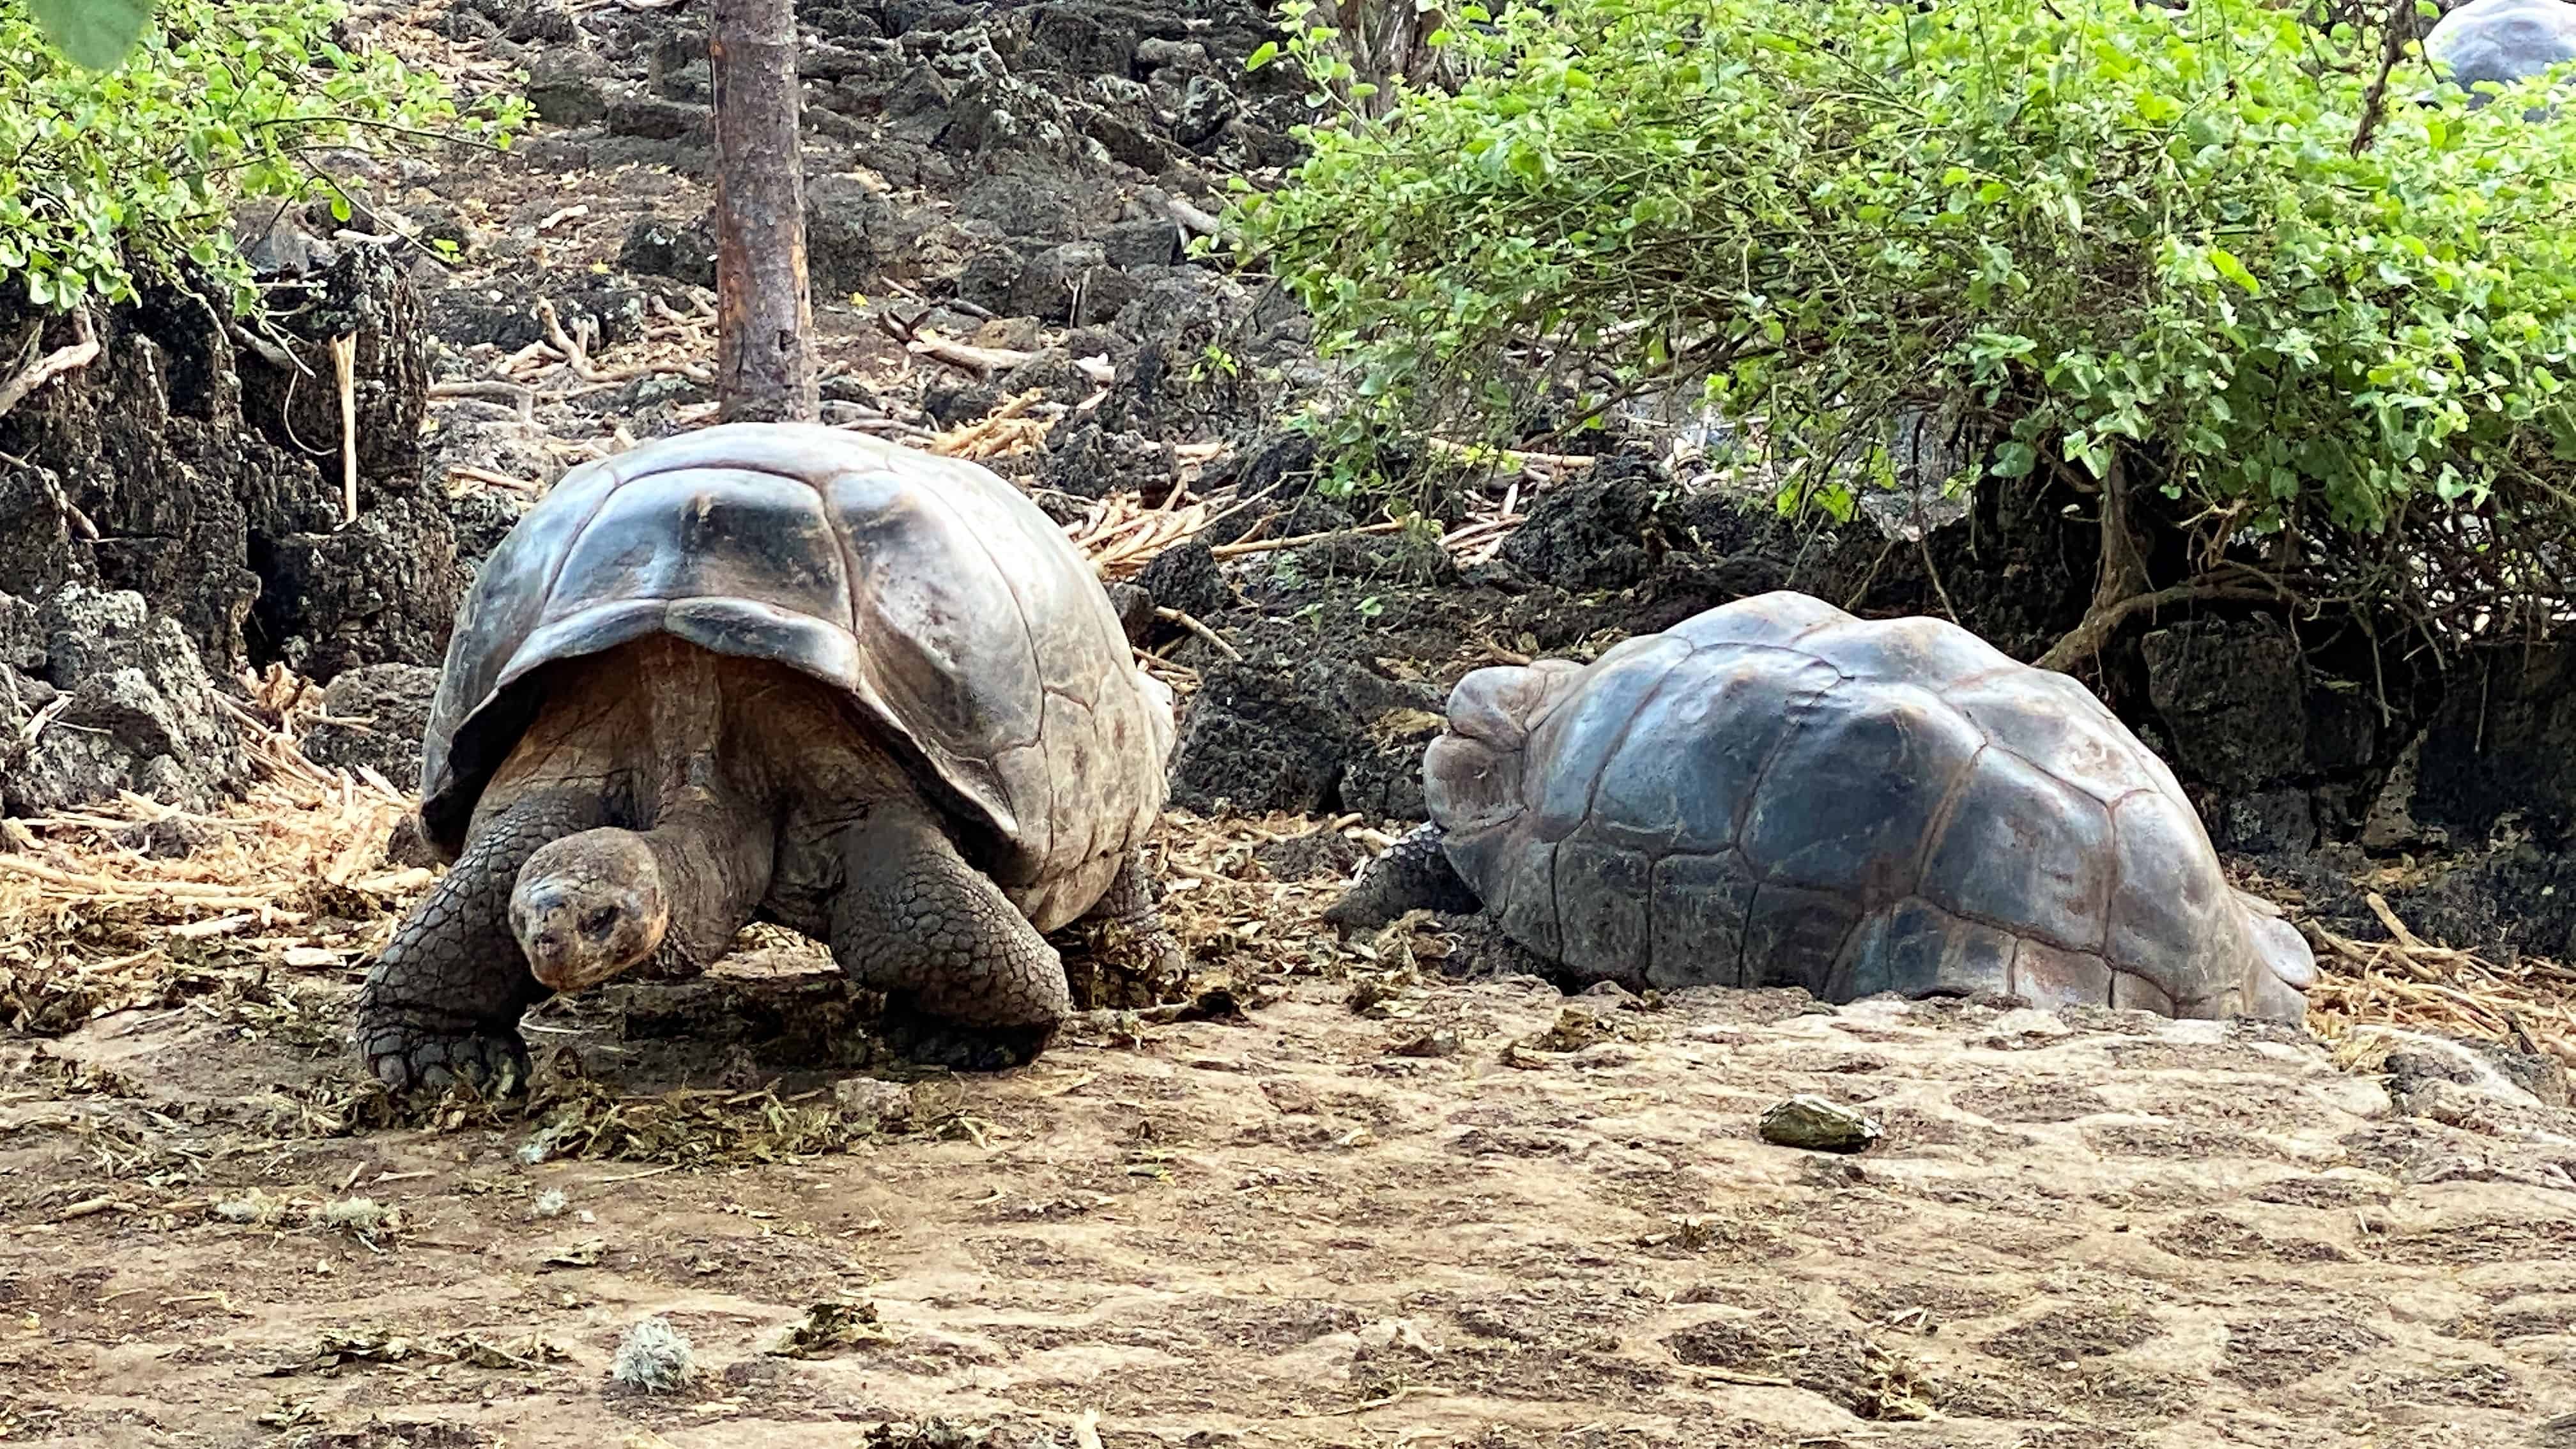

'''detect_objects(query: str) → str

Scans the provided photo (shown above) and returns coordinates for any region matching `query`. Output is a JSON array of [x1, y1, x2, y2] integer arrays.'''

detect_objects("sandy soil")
[[4, 946, 2572, 1449]]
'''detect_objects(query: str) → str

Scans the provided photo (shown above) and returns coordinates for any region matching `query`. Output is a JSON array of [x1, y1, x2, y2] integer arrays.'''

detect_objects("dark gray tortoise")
[[1327, 590, 2316, 1021], [2424, 0, 2576, 112], [355, 423, 1178, 1092]]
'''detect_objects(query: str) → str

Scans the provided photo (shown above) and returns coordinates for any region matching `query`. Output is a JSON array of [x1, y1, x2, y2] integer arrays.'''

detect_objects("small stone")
[[831, 1077, 915, 1125], [1135, 36, 1209, 70], [1105, 583, 1155, 645], [1758, 1094, 1882, 1154], [1390, 1027, 1461, 1059]]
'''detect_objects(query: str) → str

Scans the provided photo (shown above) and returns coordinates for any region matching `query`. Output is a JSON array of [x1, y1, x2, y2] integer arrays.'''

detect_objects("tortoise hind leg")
[[1064, 848, 1189, 1004], [355, 789, 609, 1094], [830, 803, 1070, 1071]]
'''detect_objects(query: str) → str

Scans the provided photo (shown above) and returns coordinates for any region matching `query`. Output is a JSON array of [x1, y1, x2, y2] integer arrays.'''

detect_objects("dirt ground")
[[3, 919, 2573, 1449]]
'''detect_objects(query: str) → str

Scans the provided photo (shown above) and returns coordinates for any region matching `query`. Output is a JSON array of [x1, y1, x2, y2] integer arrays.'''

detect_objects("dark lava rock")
[[606, 96, 710, 142], [239, 245, 431, 495], [1013, 241, 1135, 325], [1174, 74, 1238, 148], [254, 491, 457, 679], [953, 247, 1027, 317], [996, 349, 1101, 407], [0, 594, 39, 671], [648, 29, 712, 101], [2204, 787, 2318, 858], [1495, 463, 1674, 594], [1135, 540, 1234, 621], [300, 663, 441, 786], [1168, 645, 1447, 820], [0, 460, 91, 604], [1135, 36, 1209, 71], [885, 0, 977, 33], [526, 54, 612, 126], [1106, 582, 1156, 645], [1013, 1, 1151, 74], [449, 489, 530, 589], [1098, 217, 1180, 270], [1167, 660, 1354, 816], [806, 178, 911, 295], [3, 250, 433, 677], [0, 585, 250, 816], [505, 0, 577, 43], [2413, 641, 2576, 845], [1041, 420, 1168, 502], [956, 173, 1091, 241], [618, 217, 718, 289], [2141, 618, 2311, 793], [921, 378, 1000, 427]]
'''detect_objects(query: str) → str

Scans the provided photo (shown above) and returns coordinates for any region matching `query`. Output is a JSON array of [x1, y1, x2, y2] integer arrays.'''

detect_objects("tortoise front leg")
[[1322, 821, 1482, 931], [354, 789, 610, 1095], [829, 802, 1071, 1071]]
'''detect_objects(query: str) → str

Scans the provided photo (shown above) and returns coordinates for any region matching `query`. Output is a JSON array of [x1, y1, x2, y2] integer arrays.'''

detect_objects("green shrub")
[[0, 0, 520, 316], [1232, 0, 2576, 652]]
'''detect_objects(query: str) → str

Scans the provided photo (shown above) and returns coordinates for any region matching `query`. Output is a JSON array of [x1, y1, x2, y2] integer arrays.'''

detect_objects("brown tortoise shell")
[[418, 423, 1175, 932]]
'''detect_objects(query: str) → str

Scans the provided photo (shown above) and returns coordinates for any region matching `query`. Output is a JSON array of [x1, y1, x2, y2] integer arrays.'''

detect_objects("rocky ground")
[[3, 0, 2576, 1443]]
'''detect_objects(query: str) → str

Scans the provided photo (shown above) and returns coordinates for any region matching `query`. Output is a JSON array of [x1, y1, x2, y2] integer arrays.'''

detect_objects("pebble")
[[1758, 1094, 1882, 1154]]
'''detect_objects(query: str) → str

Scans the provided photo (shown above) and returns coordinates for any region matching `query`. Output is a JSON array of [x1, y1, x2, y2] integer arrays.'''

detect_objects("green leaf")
[[1246, 40, 1280, 70], [29, 0, 157, 70], [2209, 247, 2262, 296]]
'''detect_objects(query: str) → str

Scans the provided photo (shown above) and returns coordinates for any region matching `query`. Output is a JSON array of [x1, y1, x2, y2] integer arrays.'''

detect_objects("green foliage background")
[[0, 0, 517, 316], [1233, 0, 2576, 601]]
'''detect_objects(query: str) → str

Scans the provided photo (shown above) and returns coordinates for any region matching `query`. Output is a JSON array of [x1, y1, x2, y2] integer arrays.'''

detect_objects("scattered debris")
[[610, 1317, 697, 1393], [765, 1299, 889, 1358]]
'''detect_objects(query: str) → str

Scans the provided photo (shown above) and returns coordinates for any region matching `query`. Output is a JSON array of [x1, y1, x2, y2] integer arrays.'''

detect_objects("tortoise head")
[[1423, 658, 1589, 836], [2232, 889, 2320, 1023], [510, 829, 670, 992]]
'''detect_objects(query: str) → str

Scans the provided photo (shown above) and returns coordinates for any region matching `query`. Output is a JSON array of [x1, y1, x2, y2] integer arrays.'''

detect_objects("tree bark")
[[2033, 450, 2276, 672], [709, 0, 818, 423], [2035, 451, 2150, 673]]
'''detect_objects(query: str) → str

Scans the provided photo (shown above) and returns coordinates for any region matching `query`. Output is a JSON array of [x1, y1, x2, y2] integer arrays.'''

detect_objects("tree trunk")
[[2032, 450, 2283, 669], [709, 0, 818, 424], [2035, 451, 2150, 673]]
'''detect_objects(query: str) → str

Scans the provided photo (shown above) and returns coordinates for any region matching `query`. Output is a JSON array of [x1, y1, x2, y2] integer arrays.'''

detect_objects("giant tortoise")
[[355, 424, 1178, 1092], [2424, 0, 2576, 111], [1326, 592, 2317, 1021]]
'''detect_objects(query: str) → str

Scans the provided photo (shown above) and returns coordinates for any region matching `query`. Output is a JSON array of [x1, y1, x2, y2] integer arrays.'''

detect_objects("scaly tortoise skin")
[[1329, 591, 2316, 1021], [355, 423, 1177, 1092]]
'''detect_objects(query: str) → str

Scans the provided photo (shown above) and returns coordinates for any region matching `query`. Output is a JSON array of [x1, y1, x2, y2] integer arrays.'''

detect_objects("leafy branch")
[[1231, 0, 2576, 658]]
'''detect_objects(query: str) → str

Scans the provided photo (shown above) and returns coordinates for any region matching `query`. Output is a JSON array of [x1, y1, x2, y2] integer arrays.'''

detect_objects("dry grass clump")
[[2297, 891, 2576, 1069]]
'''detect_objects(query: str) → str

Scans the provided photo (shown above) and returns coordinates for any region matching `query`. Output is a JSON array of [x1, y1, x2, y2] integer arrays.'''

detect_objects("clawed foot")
[[875, 1001, 1055, 1072], [355, 1013, 533, 1097]]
